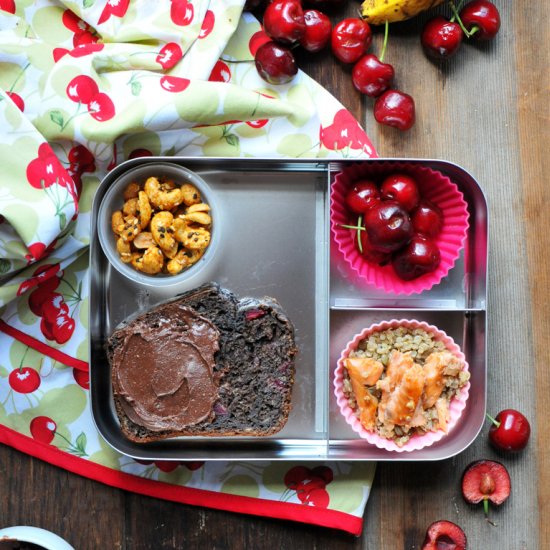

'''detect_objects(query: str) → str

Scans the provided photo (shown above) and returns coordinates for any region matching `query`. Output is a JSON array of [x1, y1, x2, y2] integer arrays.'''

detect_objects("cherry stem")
[[486, 412, 501, 428], [483, 498, 489, 517], [449, 1, 473, 37], [379, 20, 389, 63], [18, 345, 30, 371], [357, 215, 363, 253]]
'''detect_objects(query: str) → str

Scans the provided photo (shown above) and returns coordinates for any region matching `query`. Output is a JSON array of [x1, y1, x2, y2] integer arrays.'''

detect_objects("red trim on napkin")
[[0, 319, 89, 372], [0, 424, 363, 535]]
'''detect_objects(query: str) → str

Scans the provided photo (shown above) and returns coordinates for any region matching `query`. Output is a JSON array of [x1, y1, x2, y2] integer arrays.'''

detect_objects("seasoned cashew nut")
[[133, 231, 155, 249], [150, 211, 178, 258], [123, 182, 140, 201], [166, 249, 192, 275], [116, 238, 132, 263], [184, 211, 211, 226], [180, 227, 211, 250], [137, 191, 152, 229], [122, 198, 139, 217], [187, 203, 210, 214], [131, 246, 164, 274], [180, 183, 201, 206], [185, 247, 205, 266], [144, 176, 183, 210], [117, 215, 140, 242], [173, 217, 189, 243], [111, 211, 124, 235]]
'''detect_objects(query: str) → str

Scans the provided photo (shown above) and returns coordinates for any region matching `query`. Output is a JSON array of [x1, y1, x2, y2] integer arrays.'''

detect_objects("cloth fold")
[[0, 0, 376, 534]]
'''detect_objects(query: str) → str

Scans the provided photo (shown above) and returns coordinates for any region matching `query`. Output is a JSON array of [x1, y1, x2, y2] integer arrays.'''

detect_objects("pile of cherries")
[[250, 0, 416, 130], [248, 0, 501, 131], [421, 0, 501, 61], [343, 172, 443, 281]]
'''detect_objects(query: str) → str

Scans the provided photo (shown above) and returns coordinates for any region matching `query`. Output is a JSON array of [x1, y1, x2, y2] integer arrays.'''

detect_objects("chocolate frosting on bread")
[[107, 283, 297, 442], [111, 305, 219, 432]]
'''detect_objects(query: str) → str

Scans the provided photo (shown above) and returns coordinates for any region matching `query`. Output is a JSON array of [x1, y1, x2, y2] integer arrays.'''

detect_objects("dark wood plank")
[[514, 1, 550, 548], [0, 446, 124, 549]]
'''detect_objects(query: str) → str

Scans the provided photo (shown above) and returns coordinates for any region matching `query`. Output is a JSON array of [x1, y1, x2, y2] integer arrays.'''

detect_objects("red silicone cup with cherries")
[[330, 162, 469, 295], [334, 319, 471, 453]]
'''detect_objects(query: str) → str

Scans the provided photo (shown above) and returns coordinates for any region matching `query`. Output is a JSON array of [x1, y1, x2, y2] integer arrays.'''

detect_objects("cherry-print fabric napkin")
[[0, 0, 376, 535]]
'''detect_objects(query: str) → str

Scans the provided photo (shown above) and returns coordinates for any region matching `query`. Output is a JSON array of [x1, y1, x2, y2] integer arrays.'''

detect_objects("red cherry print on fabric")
[[26, 143, 69, 189], [128, 148, 153, 159], [283, 465, 333, 508], [160, 76, 191, 92], [54, 43, 105, 63], [320, 109, 371, 152], [25, 240, 59, 264], [88, 92, 116, 122], [199, 10, 215, 39], [156, 43, 183, 69], [6, 91, 24, 112], [66, 75, 99, 104], [249, 30, 271, 57], [67, 144, 96, 197], [9, 367, 41, 394], [170, 0, 194, 26], [62, 9, 99, 47], [30, 416, 57, 444], [246, 119, 269, 129], [17, 263, 60, 297], [97, 0, 130, 25], [73, 369, 90, 390], [0, 0, 16, 14], [183, 461, 205, 471], [208, 61, 231, 83], [155, 461, 180, 473]]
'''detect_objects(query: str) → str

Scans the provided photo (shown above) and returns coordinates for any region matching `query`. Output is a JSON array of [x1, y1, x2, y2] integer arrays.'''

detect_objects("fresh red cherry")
[[459, 0, 501, 41], [352, 54, 394, 97], [392, 234, 441, 280], [358, 227, 392, 265], [364, 200, 412, 252], [300, 9, 332, 53], [380, 173, 420, 212], [487, 409, 531, 452], [421, 16, 463, 60], [345, 179, 380, 214], [255, 41, 298, 84], [263, 0, 305, 45], [331, 18, 372, 64], [374, 89, 415, 131], [410, 200, 444, 238]]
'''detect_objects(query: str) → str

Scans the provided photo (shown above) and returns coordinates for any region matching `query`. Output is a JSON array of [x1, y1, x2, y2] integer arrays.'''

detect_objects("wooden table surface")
[[1, 1, 548, 548]]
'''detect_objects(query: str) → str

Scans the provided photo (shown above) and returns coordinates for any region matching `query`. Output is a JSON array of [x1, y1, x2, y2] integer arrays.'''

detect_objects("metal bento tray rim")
[[88, 156, 488, 462]]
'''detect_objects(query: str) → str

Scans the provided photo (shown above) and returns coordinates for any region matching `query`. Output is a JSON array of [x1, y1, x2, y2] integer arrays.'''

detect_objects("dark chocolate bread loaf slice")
[[108, 282, 297, 442]]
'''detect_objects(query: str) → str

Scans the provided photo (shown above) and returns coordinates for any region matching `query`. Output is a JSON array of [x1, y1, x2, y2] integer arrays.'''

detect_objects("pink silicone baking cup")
[[334, 319, 471, 453], [330, 162, 470, 295]]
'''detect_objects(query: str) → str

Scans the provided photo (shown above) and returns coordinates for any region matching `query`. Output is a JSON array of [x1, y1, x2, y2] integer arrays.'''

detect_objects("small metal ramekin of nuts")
[[97, 162, 220, 285]]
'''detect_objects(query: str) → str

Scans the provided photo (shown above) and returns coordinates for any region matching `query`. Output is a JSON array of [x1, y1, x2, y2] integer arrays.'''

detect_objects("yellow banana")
[[361, 0, 445, 25]]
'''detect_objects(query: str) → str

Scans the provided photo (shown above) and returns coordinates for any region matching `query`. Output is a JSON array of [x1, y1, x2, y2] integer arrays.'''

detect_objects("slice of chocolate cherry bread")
[[107, 282, 297, 442]]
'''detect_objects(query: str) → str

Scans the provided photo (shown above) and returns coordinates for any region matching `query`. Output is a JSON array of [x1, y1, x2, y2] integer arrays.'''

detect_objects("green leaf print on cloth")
[[0, 0, 376, 535]]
